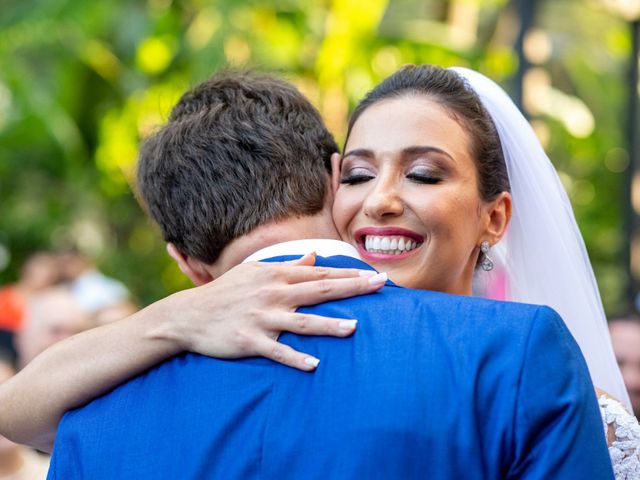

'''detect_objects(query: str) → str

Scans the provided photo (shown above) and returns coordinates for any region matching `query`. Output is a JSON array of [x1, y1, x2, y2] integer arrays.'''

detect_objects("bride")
[[1, 64, 638, 477], [437, 67, 640, 479]]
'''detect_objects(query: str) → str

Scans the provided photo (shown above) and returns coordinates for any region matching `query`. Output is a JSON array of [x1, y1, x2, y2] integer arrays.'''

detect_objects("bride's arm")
[[0, 255, 385, 452]]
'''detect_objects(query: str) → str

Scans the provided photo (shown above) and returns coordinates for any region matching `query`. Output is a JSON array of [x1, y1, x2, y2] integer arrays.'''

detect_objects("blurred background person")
[[0, 253, 62, 374], [0, 348, 49, 479], [0, 253, 60, 334], [14, 286, 89, 369], [609, 314, 640, 416], [56, 250, 138, 327]]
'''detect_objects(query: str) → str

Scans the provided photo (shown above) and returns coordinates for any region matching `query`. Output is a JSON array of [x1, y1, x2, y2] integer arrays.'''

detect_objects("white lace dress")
[[599, 395, 640, 479]]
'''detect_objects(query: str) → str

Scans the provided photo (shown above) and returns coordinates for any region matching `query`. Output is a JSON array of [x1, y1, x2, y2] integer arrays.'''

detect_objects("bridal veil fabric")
[[452, 67, 632, 410]]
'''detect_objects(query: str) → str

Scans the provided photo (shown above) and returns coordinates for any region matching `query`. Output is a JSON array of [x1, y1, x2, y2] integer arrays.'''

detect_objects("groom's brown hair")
[[137, 71, 338, 264]]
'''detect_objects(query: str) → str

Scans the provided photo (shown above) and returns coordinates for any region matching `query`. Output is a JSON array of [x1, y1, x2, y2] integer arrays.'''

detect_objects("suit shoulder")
[[385, 286, 547, 326]]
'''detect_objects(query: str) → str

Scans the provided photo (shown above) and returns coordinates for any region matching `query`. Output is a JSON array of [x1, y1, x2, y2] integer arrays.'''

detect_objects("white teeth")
[[363, 235, 421, 254]]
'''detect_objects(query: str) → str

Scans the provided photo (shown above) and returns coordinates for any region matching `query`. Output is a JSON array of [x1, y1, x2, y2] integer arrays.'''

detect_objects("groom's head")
[[137, 71, 340, 283]]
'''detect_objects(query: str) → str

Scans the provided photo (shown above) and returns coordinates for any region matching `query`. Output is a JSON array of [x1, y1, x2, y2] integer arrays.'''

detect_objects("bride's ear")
[[166, 243, 214, 286], [330, 152, 342, 194], [483, 192, 512, 243]]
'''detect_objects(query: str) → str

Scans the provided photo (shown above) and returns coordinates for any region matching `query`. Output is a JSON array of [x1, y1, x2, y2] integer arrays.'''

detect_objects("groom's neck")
[[209, 210, 341, 277]]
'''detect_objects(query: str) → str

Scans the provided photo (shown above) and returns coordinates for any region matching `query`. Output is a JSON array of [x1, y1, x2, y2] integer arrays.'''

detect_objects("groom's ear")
[[483, 192, 512, 243], [330, 152, 342, 194], [166, 243, 214, 286]]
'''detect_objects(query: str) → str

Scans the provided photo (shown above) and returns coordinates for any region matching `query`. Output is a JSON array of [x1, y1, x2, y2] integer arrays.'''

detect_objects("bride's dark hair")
[[346, 64, 510, 201]]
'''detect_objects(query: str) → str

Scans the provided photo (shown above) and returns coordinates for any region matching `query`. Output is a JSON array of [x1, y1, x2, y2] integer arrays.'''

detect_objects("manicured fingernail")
[[304, 357, 320, 368], [358, 270, 377, 277], [368, 272, 388, 285], [339, 320, 358, 330]]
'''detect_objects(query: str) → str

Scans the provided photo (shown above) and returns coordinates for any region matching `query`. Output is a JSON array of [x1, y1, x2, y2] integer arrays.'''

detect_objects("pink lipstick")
[[354, 227, 424, 262]]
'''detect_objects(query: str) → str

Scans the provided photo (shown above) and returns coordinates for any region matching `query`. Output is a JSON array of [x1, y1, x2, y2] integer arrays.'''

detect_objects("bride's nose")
[[363, 175, 404, 219]]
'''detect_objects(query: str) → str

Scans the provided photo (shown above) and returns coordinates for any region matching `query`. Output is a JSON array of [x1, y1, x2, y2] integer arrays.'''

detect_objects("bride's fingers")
[[265, 252, 377, 283], [286, 252, 317, 267], [286, 273, 388, 306], [253, 337, 321, 372], [266, 265, 378, 284], [274, 313, 358, 337], [264, 252, 317, 268]]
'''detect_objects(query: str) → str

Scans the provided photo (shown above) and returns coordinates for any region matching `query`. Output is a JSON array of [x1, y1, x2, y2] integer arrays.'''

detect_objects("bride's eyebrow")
[[342, 148, 373, 160], [342, 146, 455, 166], [402, 145, 454, 161]]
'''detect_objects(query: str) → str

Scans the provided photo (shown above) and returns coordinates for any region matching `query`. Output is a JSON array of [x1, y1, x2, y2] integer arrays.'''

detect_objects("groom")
[[47, 72, 613, 479]]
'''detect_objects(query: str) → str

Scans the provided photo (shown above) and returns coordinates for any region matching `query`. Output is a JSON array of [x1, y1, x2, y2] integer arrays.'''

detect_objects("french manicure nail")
[[358, 270, 377, 277], [368, 272, 388, 285], [339, 320, 358, 330], [304, 357, 320, 368]]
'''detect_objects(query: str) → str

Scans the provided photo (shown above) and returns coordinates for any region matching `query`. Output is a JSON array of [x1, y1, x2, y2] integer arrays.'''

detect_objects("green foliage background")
[[0, 0, 634, 311]]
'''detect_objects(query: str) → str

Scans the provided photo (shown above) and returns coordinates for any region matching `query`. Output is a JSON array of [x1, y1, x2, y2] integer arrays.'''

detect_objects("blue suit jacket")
[[48, 255, 613, 479]]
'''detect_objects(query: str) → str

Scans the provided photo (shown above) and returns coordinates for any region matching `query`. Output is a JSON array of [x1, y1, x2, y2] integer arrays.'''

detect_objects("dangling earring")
[[480, 241, 494, 272]]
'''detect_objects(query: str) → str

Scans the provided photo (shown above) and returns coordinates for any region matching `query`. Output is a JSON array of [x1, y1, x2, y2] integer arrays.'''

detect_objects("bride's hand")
[[154, 253, 386, 371]]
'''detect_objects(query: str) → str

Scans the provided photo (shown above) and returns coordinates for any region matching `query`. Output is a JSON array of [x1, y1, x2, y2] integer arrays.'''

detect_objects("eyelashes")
[[339, 172, 443, 186], [339, 174, 375, 185], [406, 173, 442, 184]]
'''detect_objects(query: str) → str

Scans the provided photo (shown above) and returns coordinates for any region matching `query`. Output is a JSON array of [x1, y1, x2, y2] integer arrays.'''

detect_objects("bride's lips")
[[353, 227, 424, 262]]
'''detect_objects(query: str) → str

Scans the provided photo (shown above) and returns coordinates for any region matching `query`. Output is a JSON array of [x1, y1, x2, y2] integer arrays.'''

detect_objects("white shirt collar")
[[242, 239, 361, 263]]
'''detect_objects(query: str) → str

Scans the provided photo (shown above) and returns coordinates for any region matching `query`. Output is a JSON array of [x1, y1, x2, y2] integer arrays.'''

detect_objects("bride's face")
[[332, 95, 492, 295]]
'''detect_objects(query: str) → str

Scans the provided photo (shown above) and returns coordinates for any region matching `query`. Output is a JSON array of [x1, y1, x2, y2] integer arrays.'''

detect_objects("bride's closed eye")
[[406, 166, 443, 185], [339, 167, 375, 185]]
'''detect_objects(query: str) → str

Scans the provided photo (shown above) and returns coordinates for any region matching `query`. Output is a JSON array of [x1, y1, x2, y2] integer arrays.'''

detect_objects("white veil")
[[451, 67, 631, 410]]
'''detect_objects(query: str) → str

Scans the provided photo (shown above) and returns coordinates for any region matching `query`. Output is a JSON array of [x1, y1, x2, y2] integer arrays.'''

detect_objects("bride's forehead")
[[351, 96, 469, 136], [346, 98, 474, 159]]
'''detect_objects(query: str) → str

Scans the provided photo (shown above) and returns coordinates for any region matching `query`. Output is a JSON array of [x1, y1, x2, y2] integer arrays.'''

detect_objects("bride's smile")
[[332, 95, 506, 296], [354, 226, 423, 258]]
